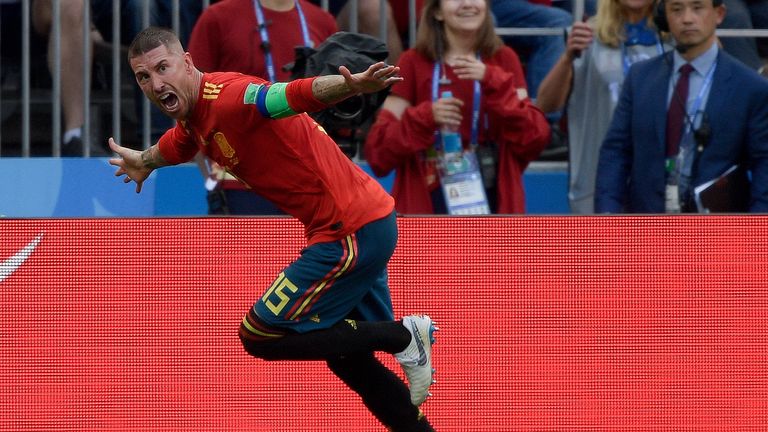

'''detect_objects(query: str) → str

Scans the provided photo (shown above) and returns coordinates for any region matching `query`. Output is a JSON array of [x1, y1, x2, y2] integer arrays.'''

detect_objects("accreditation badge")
[[665, 157, 681, 213], [665, 183, 681, 213], [439, 151, 491, 215]]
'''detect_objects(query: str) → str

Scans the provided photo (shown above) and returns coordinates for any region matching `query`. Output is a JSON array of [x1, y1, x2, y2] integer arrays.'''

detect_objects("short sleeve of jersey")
[[157, 123, 198, 165]]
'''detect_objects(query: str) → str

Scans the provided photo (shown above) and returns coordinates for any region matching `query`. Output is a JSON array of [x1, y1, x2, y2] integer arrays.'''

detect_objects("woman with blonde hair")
[[365, 0, 550, 215], [536, 0, 668, 214]]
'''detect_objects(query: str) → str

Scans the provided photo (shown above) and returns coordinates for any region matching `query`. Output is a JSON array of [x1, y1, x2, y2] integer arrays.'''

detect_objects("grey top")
[[567, 39, 666, 213]]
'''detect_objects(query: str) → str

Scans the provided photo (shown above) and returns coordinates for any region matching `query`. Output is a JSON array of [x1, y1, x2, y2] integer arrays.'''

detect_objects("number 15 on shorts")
[[261, 272, 298, 316]]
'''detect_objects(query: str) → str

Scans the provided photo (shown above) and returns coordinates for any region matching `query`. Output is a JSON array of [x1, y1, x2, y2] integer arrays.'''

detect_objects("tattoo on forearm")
[[313, 75, 351, 104], [141, 146, 164, 169]]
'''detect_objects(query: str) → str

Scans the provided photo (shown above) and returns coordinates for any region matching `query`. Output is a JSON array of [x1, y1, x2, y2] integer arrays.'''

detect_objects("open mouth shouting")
[[157, 92, 181, 115]]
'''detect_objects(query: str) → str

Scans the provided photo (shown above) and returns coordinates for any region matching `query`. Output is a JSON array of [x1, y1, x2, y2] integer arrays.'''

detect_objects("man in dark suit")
[[595, 0, 768, 213]]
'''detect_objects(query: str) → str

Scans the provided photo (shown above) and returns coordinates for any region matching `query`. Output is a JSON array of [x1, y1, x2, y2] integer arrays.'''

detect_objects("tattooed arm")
[[256, 62, 404, 119], [311, 62, 402, 105]]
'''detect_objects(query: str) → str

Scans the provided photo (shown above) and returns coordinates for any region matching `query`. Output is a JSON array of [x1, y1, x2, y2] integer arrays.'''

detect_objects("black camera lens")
[[332, 95, 364, 121]]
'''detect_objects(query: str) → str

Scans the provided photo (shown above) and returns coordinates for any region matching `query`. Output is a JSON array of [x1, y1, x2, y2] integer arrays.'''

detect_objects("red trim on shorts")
[[284, 234, 358, 321], [303, 235, 359, 316], [239, 309, 287, 342]]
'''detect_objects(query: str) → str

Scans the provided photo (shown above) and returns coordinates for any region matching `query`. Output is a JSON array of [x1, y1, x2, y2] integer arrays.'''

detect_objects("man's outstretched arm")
[[311, 62, 402, 104], [250, 62, 402, 119]]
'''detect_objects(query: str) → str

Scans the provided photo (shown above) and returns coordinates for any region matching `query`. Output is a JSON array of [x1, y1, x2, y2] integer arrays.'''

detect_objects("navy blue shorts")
[[253, 211, 397, 333]]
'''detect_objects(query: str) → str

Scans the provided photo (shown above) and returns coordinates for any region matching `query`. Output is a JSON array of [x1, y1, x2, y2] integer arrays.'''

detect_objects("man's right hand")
[[108, 137, 153, 194]]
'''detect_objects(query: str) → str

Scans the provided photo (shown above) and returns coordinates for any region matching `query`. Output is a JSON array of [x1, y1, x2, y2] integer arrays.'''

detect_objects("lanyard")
[[664, 60, 717, 173], [679, 61, 717, 135], [620, 39, 664, 76], [431, 55, 482, 147], [253, 0, 312, 82]]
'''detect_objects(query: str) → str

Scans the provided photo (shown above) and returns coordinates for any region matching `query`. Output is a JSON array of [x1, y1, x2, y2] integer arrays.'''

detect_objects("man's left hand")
[[340, 62, 403, 95]]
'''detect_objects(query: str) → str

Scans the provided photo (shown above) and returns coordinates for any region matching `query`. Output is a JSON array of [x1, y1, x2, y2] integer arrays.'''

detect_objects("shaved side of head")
[[128, 26, 184, 62]]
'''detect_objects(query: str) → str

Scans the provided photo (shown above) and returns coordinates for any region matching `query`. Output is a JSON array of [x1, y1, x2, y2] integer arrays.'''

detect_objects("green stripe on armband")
[[264, 82, 299, 119], [243, 83, 262, 105]]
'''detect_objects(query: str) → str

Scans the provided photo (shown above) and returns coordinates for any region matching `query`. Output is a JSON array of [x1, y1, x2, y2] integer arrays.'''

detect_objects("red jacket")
[[365, 47, 550, 214]]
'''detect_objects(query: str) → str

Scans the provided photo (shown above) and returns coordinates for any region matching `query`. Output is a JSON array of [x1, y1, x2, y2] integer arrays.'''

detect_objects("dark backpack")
[[289, 31, 390, 158]]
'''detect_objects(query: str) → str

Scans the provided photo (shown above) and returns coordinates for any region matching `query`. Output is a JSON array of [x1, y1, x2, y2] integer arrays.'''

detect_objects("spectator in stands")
[[188, 0, 337, 215], [31, 0, 201, 156], [490, 0, 572, 101], [719, 0, 767, 71], [189, 0, 336, 82], [536, 0, 667, 214], [310, 0, 411, 63], [390, 0, 426, 49], [489, 0, 572, 160], [594, 0, 768, 213], [31, 0, 119, 156], [365, 0, 550, 214]]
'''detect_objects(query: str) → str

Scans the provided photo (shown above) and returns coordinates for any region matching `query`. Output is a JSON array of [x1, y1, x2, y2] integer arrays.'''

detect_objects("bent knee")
[[238, 325, 272, 359], [238, 311, 286, 360]]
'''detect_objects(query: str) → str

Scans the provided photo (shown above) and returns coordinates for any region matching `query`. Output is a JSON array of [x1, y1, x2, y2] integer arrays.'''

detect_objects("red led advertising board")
[[1, 217, 766, 431]]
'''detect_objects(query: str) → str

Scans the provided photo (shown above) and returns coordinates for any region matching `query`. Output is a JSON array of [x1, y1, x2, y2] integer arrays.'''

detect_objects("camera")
[[288, 32, 390, 158], [311, 91, 387, 158]]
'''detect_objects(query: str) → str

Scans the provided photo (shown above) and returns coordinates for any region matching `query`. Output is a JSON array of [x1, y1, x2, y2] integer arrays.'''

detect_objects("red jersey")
[[188, 0, 337, 81], [158, 72, 394, 244]]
